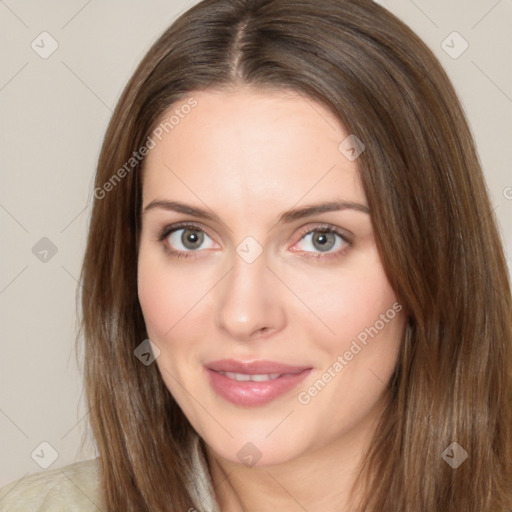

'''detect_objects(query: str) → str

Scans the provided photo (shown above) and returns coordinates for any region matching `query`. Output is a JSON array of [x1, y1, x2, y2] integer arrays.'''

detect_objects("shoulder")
[[0, 458, 103, 512]]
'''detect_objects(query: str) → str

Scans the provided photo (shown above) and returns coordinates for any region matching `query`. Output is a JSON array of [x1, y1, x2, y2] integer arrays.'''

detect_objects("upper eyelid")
[[158, 221, 215, 242], [158, 221, 352, 245]]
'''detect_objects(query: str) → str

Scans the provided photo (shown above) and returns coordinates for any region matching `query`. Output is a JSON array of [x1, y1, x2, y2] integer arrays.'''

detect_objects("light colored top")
[[0, 458, 104, 512], [0, 436, 219, 512]]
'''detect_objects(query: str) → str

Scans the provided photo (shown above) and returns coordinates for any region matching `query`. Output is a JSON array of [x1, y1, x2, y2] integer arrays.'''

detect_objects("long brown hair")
[[77, 0, 512, 510]]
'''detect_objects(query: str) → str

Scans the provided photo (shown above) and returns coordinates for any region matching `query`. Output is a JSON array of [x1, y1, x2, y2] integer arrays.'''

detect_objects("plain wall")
[[1, 0, 511, 487]]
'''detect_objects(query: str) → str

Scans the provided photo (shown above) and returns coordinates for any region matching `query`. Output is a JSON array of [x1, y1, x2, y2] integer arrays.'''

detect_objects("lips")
[[204, 359, 312, 407]]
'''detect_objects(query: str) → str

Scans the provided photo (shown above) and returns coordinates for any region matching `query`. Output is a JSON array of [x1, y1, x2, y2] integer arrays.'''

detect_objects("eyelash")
[[156, 222, 352, 261]]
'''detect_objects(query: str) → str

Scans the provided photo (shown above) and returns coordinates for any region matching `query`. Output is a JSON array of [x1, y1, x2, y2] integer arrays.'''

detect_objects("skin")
[[137, 87, 406, 511]]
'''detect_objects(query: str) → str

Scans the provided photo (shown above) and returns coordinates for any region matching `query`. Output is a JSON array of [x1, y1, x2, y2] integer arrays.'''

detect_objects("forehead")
[[142, 87, 365, 211]]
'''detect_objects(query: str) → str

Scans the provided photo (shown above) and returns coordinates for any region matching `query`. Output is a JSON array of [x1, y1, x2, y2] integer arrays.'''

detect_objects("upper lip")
[[205, 359, 312, 374]]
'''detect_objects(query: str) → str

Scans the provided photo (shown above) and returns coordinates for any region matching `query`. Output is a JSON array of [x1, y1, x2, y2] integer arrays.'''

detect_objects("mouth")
[[204, 359, 313, 407]]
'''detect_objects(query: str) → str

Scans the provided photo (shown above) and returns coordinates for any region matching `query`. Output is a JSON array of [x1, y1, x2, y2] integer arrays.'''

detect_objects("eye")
[[158, 223, 216, 258], [291, 224, 351, 260], [156, 222, 352, 261]]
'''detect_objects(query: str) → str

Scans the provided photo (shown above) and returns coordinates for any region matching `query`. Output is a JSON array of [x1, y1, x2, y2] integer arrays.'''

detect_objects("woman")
[[1, 0, 511, 510]]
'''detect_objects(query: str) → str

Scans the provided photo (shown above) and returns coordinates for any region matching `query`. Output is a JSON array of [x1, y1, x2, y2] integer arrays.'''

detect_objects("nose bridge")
[[215, 244, 284, 339]]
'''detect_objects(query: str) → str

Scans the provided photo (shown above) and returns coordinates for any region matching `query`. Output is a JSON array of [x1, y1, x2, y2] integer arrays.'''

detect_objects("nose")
[[215, 249, 286, 342]]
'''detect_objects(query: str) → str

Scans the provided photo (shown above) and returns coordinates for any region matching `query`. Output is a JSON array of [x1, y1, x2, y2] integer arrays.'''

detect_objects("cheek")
[[288, 249, 400, 354], [137, 257, 172, 338], [137, 243, 210, 340]]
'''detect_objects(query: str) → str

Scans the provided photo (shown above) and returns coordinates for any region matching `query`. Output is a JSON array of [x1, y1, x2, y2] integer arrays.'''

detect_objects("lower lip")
[[205, 367, 312, 407]]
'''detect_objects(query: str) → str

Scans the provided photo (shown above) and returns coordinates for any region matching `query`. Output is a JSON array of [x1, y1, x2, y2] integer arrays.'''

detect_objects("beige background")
[[1, 0, 511, 487]]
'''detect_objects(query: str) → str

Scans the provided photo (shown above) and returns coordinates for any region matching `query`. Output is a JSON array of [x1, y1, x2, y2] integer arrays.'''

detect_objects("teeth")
[[220, 371, 282, 382], [250, 373, 282, 382]]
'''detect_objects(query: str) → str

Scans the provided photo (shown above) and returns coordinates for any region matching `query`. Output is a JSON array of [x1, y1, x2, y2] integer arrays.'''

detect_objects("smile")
[[204, 359, 312, 407]]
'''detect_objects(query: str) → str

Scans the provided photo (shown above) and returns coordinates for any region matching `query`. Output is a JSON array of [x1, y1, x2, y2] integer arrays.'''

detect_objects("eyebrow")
[[143, 199, 370, 224]]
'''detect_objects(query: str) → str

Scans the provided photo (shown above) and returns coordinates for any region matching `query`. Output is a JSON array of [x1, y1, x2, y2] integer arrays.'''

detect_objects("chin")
[[201, 424, 312, 469]]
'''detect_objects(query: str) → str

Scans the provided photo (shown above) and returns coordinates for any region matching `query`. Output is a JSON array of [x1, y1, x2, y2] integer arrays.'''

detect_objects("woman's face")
[[137, 87, 406, 467]]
